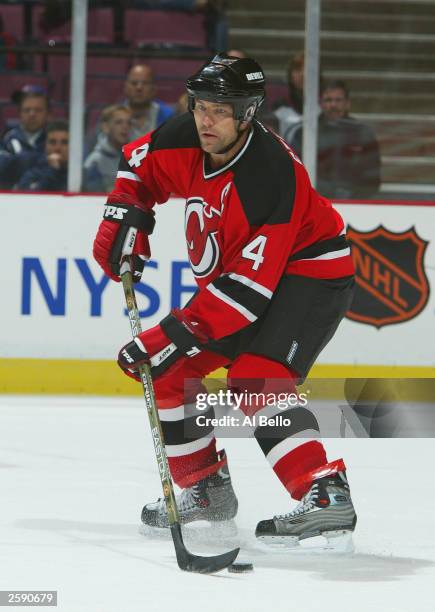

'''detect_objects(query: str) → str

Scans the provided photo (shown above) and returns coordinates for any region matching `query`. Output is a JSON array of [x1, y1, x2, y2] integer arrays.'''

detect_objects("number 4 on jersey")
[[242, 235, 267, 270]]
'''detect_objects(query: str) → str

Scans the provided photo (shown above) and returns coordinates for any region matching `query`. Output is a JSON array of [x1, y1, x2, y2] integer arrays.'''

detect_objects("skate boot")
[[141, 451, 238, 530], [255, 471, 356, 552]]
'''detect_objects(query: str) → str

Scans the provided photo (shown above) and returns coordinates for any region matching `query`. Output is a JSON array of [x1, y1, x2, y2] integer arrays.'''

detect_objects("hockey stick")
[[119, 242, 240, 573]]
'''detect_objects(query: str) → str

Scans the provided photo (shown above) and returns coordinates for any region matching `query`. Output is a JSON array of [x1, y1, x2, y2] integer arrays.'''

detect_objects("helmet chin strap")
[[215, 120, 250, 155]]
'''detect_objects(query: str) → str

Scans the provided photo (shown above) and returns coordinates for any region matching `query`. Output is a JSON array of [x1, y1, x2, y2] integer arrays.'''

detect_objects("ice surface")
[[1, 395, 434, 612]]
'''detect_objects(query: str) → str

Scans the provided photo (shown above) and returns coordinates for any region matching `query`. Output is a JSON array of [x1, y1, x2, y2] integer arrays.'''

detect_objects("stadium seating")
[[265, 81, 289, 111], [39, 55, 131, 101], [0, 3, 24, 40], [32, 7, 114, 45], [0, 71, 52, 103], [124, 10, 206, 50], [143, 58, 203, 80]]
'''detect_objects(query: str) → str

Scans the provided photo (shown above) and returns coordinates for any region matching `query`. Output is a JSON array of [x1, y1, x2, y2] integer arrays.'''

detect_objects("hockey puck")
[[227, 562, 254, 573]]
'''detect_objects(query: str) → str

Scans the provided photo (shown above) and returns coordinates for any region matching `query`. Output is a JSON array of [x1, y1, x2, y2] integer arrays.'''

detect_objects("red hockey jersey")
[[110, 113, 354, 341]]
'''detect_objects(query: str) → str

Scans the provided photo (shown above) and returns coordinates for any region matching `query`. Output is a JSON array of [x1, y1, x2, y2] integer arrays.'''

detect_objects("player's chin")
[[199, 139, 219, 153]]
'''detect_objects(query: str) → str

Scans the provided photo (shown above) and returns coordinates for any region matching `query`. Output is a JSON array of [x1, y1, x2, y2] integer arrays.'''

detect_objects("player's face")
[[193, 99, 243, 155], [20, 96, 49, 133], [320, 87, 350, 121]]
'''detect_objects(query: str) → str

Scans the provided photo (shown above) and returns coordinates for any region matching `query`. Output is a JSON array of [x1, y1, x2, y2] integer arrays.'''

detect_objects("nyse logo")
[[346, 226, 430, 328], [21, 258, 196, 318], [104, 205, 128, 220]]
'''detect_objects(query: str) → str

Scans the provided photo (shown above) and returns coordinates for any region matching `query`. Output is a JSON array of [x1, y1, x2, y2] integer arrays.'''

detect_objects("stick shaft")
[[121, 263, 179, 526]]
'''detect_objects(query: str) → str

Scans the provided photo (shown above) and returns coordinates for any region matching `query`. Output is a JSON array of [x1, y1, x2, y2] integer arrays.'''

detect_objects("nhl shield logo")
[[346, 225, 430, 328]]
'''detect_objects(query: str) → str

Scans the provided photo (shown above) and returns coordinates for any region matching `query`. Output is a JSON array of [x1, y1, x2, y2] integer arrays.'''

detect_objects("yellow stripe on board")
[[0, 359, 434, 396]]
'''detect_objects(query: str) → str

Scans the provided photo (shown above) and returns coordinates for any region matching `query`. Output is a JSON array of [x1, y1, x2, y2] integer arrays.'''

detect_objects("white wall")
[[1, 194, 434, 366]]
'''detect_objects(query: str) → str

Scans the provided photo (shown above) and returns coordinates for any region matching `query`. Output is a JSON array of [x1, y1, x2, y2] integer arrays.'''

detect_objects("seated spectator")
[[124, 64, 174, 140], [0, 91, 49, 189], [287, 80, 381, 200], [15, 120, 68, 191], [83, 105, 131, 192], [273, 52, 319, 141]]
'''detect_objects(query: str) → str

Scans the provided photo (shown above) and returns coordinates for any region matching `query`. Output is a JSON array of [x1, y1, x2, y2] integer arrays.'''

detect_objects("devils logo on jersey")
[[346, 225, 430, 328], [185, 197, 222, 278]]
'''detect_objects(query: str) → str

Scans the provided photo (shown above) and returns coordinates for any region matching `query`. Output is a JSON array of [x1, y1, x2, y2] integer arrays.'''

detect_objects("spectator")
[[273, 52, 315, 141], [0, 91, 49, 189], [83, 105, 132, 193], [15, 120, 68, 191], [124, 64, 174, 140], [287, 80, 381, 200]]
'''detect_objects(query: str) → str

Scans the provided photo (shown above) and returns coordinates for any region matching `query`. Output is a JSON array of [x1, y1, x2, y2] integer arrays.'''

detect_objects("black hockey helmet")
[[186, 53, 266, 121]]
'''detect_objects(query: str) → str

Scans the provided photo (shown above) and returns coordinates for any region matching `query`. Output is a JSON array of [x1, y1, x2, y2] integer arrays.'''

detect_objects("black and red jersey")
[[110, 113, 354, 341]]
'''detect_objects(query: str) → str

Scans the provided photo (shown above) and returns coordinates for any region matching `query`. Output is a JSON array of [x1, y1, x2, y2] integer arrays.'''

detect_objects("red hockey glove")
[[93, 193, 156, 283], [117, 310, 208, 382]]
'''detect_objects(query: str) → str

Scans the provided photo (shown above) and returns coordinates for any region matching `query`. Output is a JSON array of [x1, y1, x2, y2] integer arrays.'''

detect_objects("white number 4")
[[242, 235, 267, 270]]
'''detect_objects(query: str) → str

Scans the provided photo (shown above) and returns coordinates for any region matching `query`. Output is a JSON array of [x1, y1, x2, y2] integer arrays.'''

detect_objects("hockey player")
[[93, 54, 357, 548]]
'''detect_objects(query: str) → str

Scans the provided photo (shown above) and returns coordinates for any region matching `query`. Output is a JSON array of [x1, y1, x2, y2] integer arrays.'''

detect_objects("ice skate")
[[255, 471, 356, 553], [140, 452, 238, 535]]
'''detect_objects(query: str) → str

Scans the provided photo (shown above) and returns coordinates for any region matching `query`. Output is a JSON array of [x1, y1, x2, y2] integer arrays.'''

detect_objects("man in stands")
[[0, 90, 49, 189], [287, 79, 381, 199], [83, 105, 132, 192], [124, 64, 174, 140], [93, 54, 357, 550], [15, 120, 68, 191]]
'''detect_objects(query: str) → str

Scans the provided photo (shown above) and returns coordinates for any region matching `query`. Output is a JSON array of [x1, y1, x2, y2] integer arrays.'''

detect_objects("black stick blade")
[[171, 523, 240, 574]]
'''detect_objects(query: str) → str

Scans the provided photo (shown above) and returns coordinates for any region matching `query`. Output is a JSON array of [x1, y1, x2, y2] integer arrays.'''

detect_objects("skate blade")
[[139, 519, 239, 543], [256, 529, 354, 554]]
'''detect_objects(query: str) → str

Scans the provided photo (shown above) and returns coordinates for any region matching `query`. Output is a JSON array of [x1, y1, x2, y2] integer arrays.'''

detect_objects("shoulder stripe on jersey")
[[228, 272, 273, 298], [116, 170, 142, 182], [298, 247, 350, 261], [212, 274, 270, 318], [289, 234, 349, 262], [206, 283, 258, 322]]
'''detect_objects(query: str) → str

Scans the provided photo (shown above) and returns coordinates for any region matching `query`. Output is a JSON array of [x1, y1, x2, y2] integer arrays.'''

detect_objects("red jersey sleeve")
[[108, 114, 201, 208]]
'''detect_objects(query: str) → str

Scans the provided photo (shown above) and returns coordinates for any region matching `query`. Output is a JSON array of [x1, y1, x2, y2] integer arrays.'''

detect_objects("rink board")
[[0, 193, 434, 394]]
